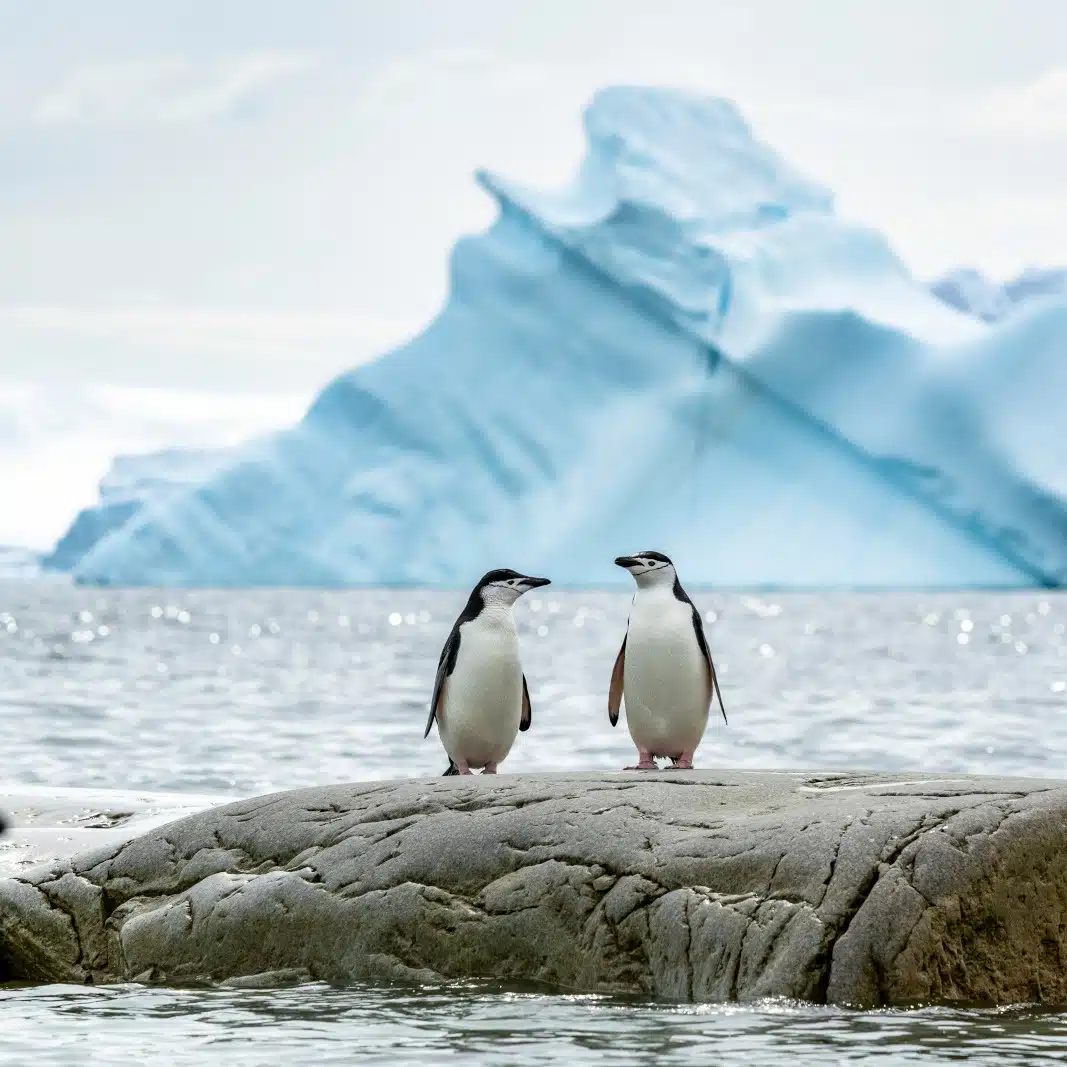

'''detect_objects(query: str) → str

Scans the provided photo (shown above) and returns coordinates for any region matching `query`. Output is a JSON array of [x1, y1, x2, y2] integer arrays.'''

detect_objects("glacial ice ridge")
[[932, 266, 1067, 323], [45, 87, 1067, 588]]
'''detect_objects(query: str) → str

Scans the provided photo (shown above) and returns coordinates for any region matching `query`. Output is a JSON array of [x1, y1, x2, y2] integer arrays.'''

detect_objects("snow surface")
[[46, 87, 1067, 588]]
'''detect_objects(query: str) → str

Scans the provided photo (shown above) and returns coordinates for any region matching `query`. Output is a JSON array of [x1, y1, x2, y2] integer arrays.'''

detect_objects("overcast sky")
[[1, 0, 1065, 395]]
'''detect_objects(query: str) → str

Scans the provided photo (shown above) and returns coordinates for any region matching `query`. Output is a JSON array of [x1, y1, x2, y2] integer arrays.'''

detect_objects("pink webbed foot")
[[666, 752, 695, 771], [625, 750, 657, 771], [456, 759, 472, 776], [481, 762, 499, 775]]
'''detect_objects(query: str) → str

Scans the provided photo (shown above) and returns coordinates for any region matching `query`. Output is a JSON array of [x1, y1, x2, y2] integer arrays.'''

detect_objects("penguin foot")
[[625, 751, 657, 771], [666, 752, 695, 771], [455, 759, 473, 775], [481, 762, 499, 774]]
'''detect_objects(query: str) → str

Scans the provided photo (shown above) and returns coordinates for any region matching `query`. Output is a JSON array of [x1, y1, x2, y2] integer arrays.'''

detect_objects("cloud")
[[355, 48, 558, 113], [34, 51, 316, 127], [0, 304, 419, 394], [0, 304, 408, 358], [766, 69, 1067, 140], [979, 67, 1067, 135]]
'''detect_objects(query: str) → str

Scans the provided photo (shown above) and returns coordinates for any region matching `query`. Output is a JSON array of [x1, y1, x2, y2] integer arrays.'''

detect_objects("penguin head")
[[475, 568, 551, 607], [614, 551, 676, 589]]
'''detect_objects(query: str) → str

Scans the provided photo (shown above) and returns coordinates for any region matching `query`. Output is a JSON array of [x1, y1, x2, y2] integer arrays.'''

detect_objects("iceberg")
[[930, 268, 1013, 323], [1005, 267, 1067, 308], [43, 447, 230, 572], [46, 87, 1067, 588], [931, 266, 1067, 323]]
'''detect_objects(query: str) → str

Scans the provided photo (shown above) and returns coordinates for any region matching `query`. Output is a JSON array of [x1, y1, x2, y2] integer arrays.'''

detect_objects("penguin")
[[609, 551, 727, 770], [425, 568, 551, 775]]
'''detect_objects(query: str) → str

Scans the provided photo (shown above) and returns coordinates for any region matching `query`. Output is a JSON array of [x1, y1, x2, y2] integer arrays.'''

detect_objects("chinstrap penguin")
[[609, 551, 727, 770], [425, 568, 550, 775]]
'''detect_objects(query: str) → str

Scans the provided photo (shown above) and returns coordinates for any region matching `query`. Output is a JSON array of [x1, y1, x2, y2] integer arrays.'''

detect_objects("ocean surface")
[[2, 582, 1067, 1065]]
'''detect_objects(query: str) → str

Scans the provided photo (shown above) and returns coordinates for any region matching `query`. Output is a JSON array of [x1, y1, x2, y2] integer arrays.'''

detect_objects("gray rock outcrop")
[[3, 770, 1067, 1007]]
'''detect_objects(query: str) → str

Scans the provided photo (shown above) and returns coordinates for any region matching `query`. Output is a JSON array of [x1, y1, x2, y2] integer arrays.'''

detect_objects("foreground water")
[[7, 983, 1067, 1066], [2, 583, 1067, 1065]]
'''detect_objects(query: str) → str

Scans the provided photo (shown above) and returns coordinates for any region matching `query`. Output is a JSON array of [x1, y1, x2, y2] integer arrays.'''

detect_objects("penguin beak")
[[614, 556, 639, 569], [521, 576, 551, 589]]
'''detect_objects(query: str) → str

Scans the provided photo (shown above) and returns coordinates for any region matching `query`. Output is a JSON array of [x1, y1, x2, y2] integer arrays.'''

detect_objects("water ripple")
[[4, 984, 1067, 1066]]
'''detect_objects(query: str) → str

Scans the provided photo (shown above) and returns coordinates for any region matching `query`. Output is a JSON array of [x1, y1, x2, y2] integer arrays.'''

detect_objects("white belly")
[[623, 591, 710, 758], [438, 611, 523, 769]]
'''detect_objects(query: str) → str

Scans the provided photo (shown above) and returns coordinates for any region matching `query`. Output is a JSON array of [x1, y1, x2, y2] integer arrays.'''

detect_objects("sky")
[[1, 0, 1066, 545]]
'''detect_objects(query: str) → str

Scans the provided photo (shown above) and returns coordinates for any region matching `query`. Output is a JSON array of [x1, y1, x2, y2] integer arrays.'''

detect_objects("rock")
[[2, 771, 1067, 1007]]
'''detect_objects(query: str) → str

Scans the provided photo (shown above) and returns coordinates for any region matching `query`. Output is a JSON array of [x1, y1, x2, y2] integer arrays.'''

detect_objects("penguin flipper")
[[711, 659, 727, 725], [608, 635, 626, 726], [687, 603, 727, 725], [520, 674, 532, 731], [426, 626, 461, 738]]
